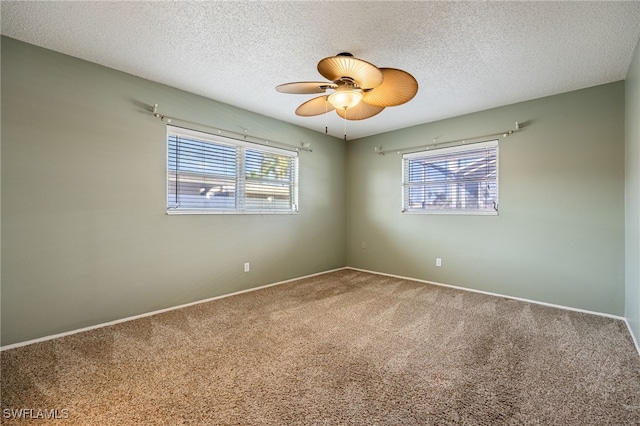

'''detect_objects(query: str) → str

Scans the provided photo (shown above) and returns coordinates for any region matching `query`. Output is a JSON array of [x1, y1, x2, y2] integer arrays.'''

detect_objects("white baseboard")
[[0, 267, 349, 351], [625, 319, 640, 356], [346, 267, 626, 320], [4, 266, 638, 358], [351, 265, 637, 357]]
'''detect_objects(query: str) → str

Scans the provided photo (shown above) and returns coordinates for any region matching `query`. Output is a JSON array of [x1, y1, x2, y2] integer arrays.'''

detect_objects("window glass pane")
[[167, 127, 298, 214], [403, 141, 498, 215], [244, 149, 295, 210], [168, 134, 237, 210]]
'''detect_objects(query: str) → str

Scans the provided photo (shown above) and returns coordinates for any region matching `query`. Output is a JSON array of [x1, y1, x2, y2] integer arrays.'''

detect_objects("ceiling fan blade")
[[295, 95, 336, 116], [276, 81, 337, 94], [362, 68, 418, 107], [335, 102, 384, 121], [318, 55, 383, 89]]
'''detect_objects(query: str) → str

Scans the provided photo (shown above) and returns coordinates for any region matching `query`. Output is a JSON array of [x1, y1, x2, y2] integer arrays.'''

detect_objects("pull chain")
[[343, 107, 348, 141], [325, 96, 329, 134]]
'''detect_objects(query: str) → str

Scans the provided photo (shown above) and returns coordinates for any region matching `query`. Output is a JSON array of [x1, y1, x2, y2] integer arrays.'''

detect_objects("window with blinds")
[[167, 126, 298, 214], [402, 140, 498, 215]]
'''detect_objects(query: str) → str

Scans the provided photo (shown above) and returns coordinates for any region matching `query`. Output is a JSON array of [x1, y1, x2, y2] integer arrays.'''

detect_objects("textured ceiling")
[[2, 1, 640, 140]]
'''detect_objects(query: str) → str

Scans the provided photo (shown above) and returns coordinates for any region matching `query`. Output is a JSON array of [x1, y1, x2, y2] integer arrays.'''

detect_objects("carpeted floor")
[[2, 269, 640, 425]]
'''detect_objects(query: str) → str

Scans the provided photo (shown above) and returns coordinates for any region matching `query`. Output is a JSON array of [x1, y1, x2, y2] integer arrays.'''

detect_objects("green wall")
[[347, 82, 626, 315], [1, 36, 632, 346], [1, 37, 347, 346], [626, 38, 640, 345]]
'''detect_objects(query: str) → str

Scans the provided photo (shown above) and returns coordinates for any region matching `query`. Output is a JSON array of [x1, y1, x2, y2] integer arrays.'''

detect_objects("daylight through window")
[[402, 140, 498, 215], [167, 126, 298, 214]]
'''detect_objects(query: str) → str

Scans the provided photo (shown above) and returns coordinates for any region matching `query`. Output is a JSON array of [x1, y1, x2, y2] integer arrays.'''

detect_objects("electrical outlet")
[[361, 242, 367, 249], [436, 258, 442, 267], [244, 262, 250, 272]]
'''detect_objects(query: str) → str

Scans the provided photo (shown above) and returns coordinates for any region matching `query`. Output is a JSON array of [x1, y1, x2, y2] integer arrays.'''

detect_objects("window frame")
[[166, 126, 299, 215], [401, 140, 499, 215]]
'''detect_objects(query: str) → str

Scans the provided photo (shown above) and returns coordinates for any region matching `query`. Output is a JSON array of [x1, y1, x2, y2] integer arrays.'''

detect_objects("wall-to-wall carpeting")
[[2, 270, 638, 424]]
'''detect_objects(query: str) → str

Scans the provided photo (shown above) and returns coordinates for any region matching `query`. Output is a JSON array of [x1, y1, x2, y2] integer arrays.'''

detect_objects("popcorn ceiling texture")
[[2, 270, 640, 425], [1, 1, 639, 139]]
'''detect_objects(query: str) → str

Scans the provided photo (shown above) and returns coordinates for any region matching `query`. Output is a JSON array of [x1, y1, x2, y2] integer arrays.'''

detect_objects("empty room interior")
[[2, 1, 640, 424]]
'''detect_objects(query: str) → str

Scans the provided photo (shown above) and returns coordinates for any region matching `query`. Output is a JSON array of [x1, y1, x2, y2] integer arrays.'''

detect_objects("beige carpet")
[[2, 269, 640, 425]]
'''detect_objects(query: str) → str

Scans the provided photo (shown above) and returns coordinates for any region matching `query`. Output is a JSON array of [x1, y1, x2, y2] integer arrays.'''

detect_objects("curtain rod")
[[374, 122, 520, 155], [152, 104, 312, 152]]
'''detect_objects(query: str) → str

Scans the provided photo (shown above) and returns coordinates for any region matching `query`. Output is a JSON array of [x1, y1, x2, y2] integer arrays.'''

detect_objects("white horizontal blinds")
[[167, 126, 298, 213], [403, 140, 498, 214], [244, 148, 297, 211], [168, 133, 238, 210]]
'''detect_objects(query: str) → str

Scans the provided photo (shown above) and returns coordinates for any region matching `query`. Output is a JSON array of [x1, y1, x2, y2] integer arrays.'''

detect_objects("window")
[[402, 140, 498, 215], [167, 126, 298, 214]]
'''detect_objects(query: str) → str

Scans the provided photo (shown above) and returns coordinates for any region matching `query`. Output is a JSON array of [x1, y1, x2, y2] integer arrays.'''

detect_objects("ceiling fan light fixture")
[[328, 90, 362, 110]]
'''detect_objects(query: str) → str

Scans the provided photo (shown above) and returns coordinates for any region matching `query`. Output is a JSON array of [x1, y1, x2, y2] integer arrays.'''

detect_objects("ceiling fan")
[[276, 53, 418, 122]]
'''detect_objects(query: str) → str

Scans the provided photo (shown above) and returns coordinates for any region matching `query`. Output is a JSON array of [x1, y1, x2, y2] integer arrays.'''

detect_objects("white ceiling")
[[2, 1, 640, 140]]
